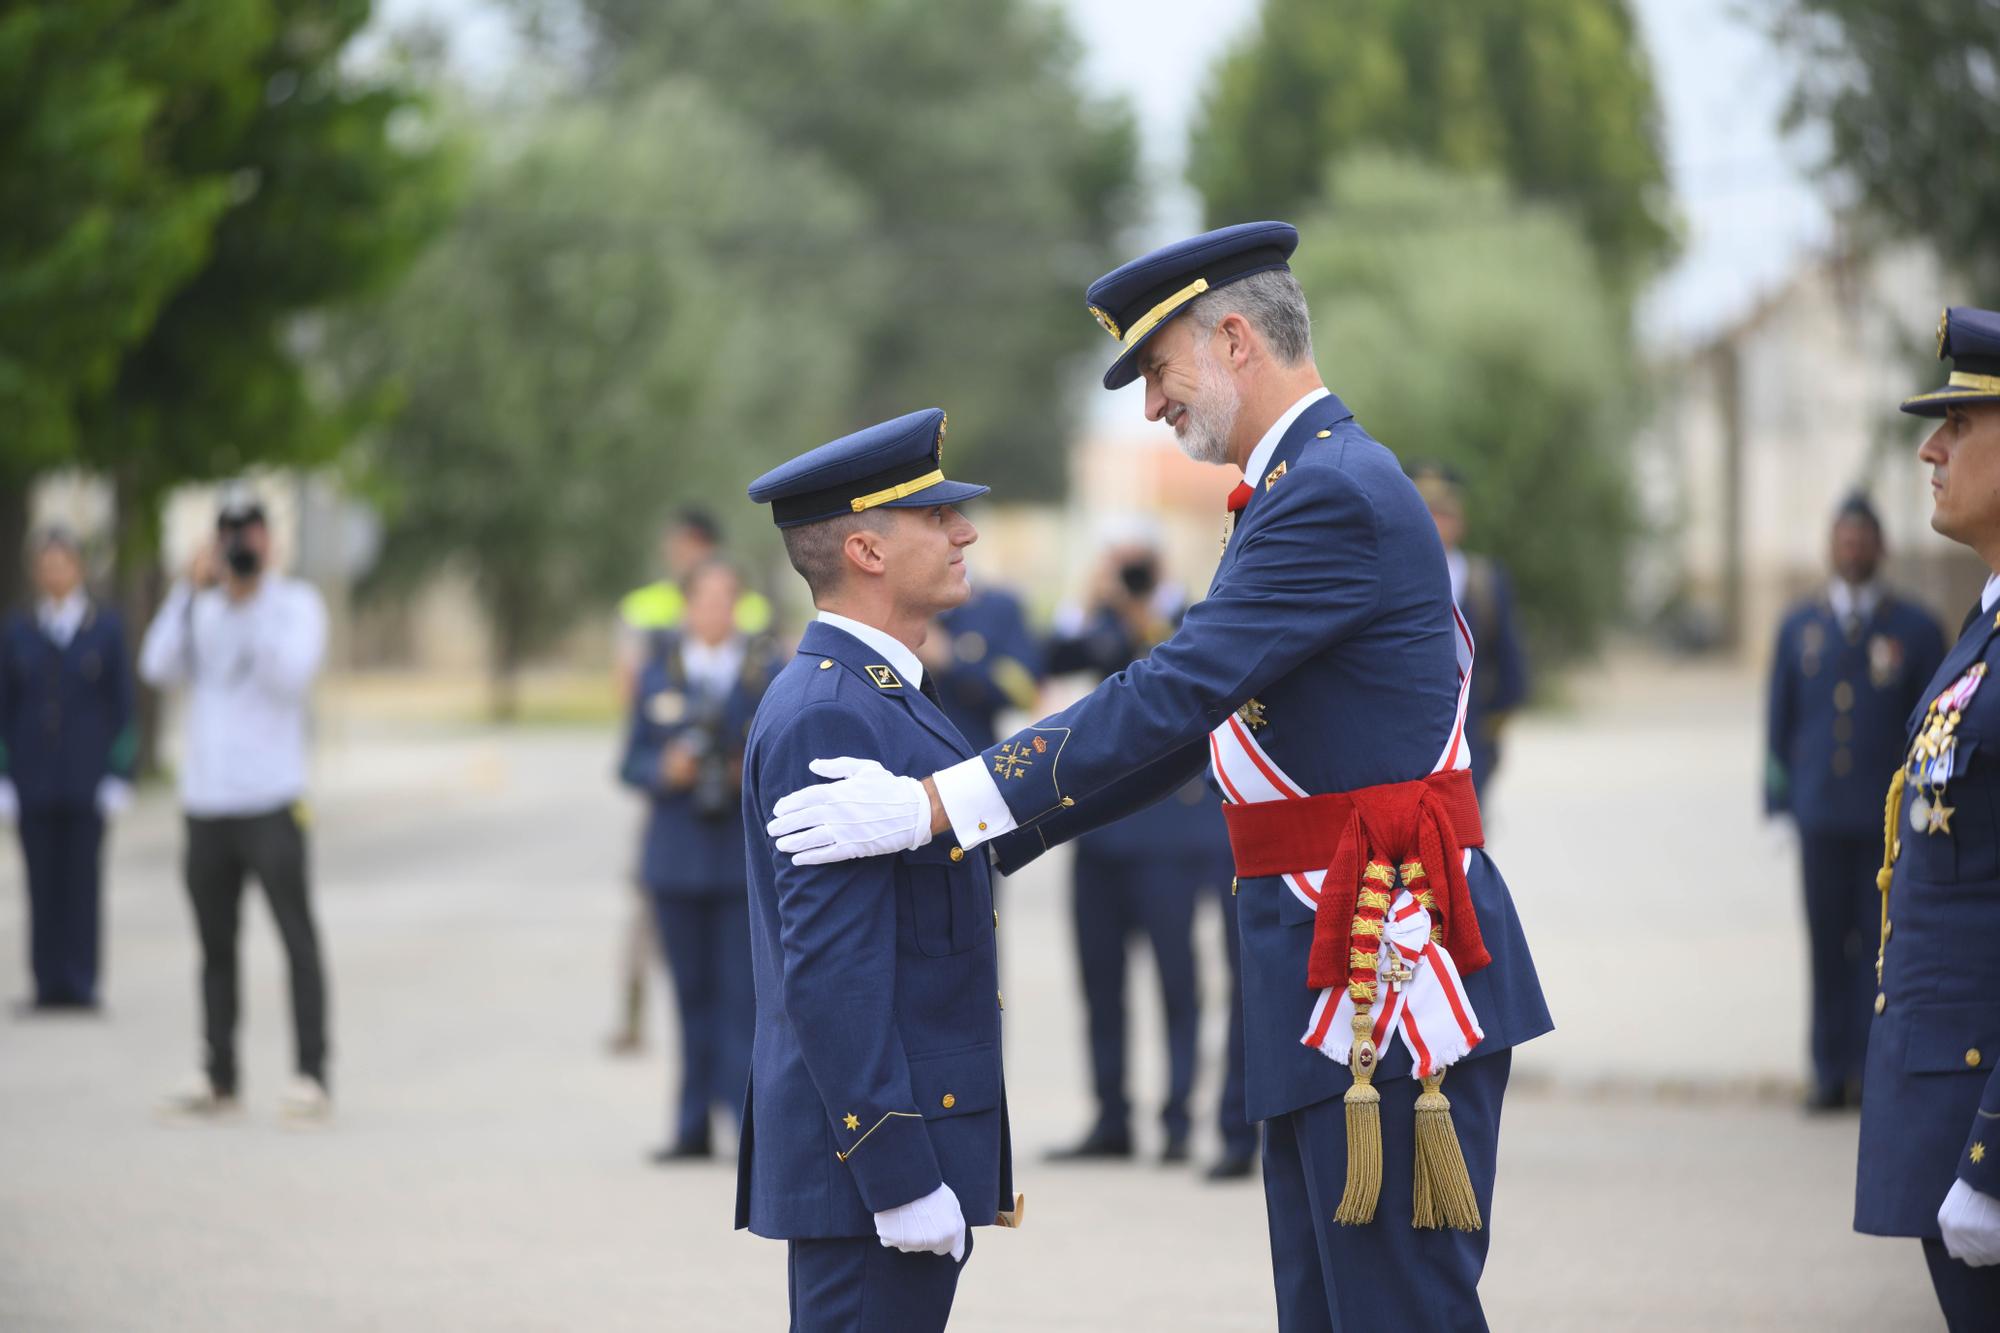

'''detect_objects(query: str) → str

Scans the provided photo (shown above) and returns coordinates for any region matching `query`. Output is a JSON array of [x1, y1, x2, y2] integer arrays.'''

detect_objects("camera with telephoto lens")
[[216, 503, 265, 579], [1117, 555, 1158, 600], [682, 696, 738, 822]]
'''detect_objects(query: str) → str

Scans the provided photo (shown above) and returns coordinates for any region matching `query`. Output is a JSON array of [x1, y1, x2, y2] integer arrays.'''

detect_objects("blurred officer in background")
[[918, 584, 1041, 755], [1857, 307, 2000, 1323], [1410, 465, 1529, 798], [0, 528, 137, 1012], [619, 560, 777, 1163], [1766, 495, 1943, 1112], [140, 499, 330, 1120], [1042, 543, 1235, 1167], [607, 507, 773, 1056]]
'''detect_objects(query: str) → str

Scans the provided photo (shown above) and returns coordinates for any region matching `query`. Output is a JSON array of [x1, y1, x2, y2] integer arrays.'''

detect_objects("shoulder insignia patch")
[[1264, 460, 1288, 492], [864, 664, 903, 690]]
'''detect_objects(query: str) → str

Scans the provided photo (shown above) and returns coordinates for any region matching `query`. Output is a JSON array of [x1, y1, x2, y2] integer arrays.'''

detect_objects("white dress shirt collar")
[[1241, 387, 1332, 491], [816, 611, 923, 689], [38, 590, 88, 648], [1983, 573, 2000, 615], [680, 635, 746, 695], [1828, 579, 1882, 625]]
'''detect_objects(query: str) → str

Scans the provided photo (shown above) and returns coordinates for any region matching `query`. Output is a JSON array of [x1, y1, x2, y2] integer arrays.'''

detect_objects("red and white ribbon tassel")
[[1303, 889, 1483, 1076]]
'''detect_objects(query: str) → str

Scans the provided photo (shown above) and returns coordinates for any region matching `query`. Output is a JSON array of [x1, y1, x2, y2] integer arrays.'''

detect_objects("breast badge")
[[647, 690, 687, 725], [1868, 635, 1904, 688], [1906, 663, 1986, 836]]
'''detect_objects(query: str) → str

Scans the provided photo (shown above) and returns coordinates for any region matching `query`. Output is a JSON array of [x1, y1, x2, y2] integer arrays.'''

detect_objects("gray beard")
[[1172, 340, 1240, 465]]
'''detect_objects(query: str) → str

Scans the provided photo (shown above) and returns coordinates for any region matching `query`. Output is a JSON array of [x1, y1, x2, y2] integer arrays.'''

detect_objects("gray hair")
[[1184, 269, 1314, 368], [780, 512, 872, 600]]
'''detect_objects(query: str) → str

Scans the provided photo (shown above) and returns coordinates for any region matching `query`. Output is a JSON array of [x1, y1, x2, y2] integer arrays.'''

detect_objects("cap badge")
[[1938, 308, 1951, 361], [1088, 305, 1123, 341]]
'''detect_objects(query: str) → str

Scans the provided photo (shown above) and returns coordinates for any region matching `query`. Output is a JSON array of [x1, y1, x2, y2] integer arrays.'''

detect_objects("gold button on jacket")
[[941, 1093, 956, 1109], [949, 846, 965, 863], [1969, 1048, 1984, 1069]]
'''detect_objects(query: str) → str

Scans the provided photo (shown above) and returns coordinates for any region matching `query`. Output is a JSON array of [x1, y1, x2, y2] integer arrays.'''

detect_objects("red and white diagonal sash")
[[1209, 607, 1482, 1073]]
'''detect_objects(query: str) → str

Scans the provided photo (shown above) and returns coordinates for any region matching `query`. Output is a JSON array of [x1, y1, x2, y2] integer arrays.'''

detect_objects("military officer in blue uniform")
[[770, 224, 1552, 1331], [619, 559, 779, 1163], [1857, 307, 2000, 1327], [0, 528, 137, 1011], [1041, 543, 1234, 1167], [737, 409, 1015, 1332], [1767, 495, 1945, 1112], [922, 586, 1041, 755]]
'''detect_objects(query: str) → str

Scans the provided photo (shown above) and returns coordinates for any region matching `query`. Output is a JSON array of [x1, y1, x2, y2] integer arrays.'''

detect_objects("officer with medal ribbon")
[[1856, 306, 2000, 1326], [736, 410, 1015, 1332], [767, 224, 1552, 1330], [1766, 495, 1945, 1112]]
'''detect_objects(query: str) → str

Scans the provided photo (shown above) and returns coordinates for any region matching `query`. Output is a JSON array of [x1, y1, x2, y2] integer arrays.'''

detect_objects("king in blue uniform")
[[1856, 306, 2000, 1327], [769, 224, 1552, 1331], [0, 529, 137, 1011], [1766, 495, 1944, 1111], [737, 410, 1015, 1332]]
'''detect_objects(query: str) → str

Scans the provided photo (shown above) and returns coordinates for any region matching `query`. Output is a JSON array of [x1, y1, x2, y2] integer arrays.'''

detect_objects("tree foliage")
[[1293, 156, 1640, 659], [561, 0, 1140, 499], [1188, 0, 1675, 288], [340, 88, 881, 713], [1773, 0, 2000, 296]]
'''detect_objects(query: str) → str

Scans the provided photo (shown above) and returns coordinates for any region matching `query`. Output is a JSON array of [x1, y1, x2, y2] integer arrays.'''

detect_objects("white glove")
[[767, 757, 934, 865], [1939, 1178, 2000, 1267], [0, 778, 16, 823], [95, 777, 133, 818], [874, 1181, 966, 1262]]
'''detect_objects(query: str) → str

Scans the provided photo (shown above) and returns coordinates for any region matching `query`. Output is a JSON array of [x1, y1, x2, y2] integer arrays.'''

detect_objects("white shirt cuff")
[[933, 756, 1016, 850]]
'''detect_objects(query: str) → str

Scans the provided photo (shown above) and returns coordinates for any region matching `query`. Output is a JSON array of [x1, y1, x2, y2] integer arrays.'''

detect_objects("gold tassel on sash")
[[1335, 1009, 1382, 1225], [1412, 1070, 1482, 1231]]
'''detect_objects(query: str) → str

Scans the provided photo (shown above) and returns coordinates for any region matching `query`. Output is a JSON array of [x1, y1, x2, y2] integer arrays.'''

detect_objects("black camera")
[[217, 502, 266, 579], [1117, 556, 1158, 600], [682, 699, 738, 822]]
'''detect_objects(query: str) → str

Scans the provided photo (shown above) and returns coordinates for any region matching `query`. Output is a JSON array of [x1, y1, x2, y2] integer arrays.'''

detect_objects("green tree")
[[558, 0, 1139, 499], [1773, 0, 2000, 296], [340, 87, 880, 716], [1293, 156, 1640, 658], [1188, 0, 1675, 288]]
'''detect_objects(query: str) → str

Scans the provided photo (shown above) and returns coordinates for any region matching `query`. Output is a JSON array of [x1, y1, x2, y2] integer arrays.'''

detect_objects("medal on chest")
[[1908, 662, 1986, 835]]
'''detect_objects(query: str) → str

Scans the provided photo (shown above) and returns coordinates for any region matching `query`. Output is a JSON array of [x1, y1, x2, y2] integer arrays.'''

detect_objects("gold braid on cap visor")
[[1094, 278, 1212, 350]]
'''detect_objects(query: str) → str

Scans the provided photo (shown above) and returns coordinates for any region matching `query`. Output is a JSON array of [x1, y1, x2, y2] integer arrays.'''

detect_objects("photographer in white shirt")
[[139, 500, 330, 1120]]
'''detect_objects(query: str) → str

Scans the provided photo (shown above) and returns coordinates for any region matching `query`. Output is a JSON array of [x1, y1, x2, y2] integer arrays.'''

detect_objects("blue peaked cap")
[[1084, 221, 1300, 390], [1903, 307, 2000, 418], [747, 408, 989, 528]]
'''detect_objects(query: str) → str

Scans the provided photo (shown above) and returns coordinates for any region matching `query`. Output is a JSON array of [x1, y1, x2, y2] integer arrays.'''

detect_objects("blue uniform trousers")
[[1215, 876, 1257, 1160], [1072, 849, 1202, 1140], [1923, 1238, 2000, 1332], [17, 803, 104, 1006], [646, 890, 753, 1146], [1261, 1049, 1510, 1332], [786, 1231, 971, 1332], [1798, 832, 1880, 1097]]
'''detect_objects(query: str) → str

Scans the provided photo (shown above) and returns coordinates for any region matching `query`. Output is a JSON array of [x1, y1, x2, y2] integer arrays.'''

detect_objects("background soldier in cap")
[[0, 528, 137, 1012], [738, 410, 1014, 1332], [1408, 465, 1530, 799], [139, 500, 331, 1120], [769, 223, 1551, 1330], [1766, 495, 1943, 1112], [1856, 307, 2000, 1325]]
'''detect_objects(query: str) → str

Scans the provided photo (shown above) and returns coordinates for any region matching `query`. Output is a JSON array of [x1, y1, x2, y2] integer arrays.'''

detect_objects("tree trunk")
[[111, 474, 168, 777], [0, 478, 28, 609], [489, 604, 525, 724]]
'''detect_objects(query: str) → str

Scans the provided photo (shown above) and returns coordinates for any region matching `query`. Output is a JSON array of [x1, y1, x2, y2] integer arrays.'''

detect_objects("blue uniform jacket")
[[1766, 593, 1945, 838], [0, 606, 136, 810], [735, 620, 1011, 1239], [618, 633, 776, 895], [988, 394, 1552, 1123], [1045, 605, 1231, 864], [1458, 555, 1529, 783], [932, 588, 1042, 753], [1857, 604, 2000, 1236]]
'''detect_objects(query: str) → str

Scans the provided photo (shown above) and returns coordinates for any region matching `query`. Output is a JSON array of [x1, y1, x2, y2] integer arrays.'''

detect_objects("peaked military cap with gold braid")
[[1085, 220, 1300, 390], [747, 408, 989, 528], [1902, 307, 2000, 418]]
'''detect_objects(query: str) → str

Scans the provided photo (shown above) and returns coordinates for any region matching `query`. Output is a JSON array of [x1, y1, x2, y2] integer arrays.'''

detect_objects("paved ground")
[[0, 657, 1948, 1330]]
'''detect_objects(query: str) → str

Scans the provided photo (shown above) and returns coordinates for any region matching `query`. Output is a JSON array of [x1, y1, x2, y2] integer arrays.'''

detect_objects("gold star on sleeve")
[[1974, 1142, 1987, 1164], [843, 1113, 860, 1131]]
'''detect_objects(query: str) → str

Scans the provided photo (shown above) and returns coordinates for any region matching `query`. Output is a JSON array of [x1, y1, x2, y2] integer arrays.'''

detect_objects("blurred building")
[[1636, 243, 1987, 657]]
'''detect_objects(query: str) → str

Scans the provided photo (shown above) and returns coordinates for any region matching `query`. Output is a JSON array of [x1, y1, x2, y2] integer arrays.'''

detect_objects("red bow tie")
[[1226, 482, 1254, 514]]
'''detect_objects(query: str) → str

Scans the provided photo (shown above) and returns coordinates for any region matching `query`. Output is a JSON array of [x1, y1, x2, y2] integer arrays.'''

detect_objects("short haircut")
[[672, 507, 722, 546], [1185, 268, 1314, 367], [34, 526, 81, 557], [680, 556, 742, 600], [1835, 493, 1882, 538], [781, 512, 873, 601]]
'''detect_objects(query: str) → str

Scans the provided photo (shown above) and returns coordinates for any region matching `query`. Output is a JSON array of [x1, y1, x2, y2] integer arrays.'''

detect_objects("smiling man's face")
[[1140, 316, 1240, 465], [1918, 403, 2000, 549]]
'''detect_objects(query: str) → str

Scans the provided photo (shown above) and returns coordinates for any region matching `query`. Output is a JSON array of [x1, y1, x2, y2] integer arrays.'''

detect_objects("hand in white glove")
[[874, 1181, 966, 1262], [1940, 1178, 2000, 1267], [767, 757, 934, 866], [0, 778, 16, 823], [95, 777, 133, 818]]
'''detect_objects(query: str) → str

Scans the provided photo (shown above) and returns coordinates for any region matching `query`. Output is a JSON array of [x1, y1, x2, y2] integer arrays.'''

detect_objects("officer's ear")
[[1214, 310, 1257, 371], [840, 522, 892, 581]]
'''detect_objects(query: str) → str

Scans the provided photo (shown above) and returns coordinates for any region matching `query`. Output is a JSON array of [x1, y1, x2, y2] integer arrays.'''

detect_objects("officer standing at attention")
[[619, 559, 778, 1163], [737, 410, 1016, 1332], [1856, 307, 2000, 1325], [0, 528, 137, 1011], [770, 224, 1551, 1331], [1041, 543, 1232, 1168], [1408, 465, 1529, 799], [1766, 495, 1943, 1112]]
